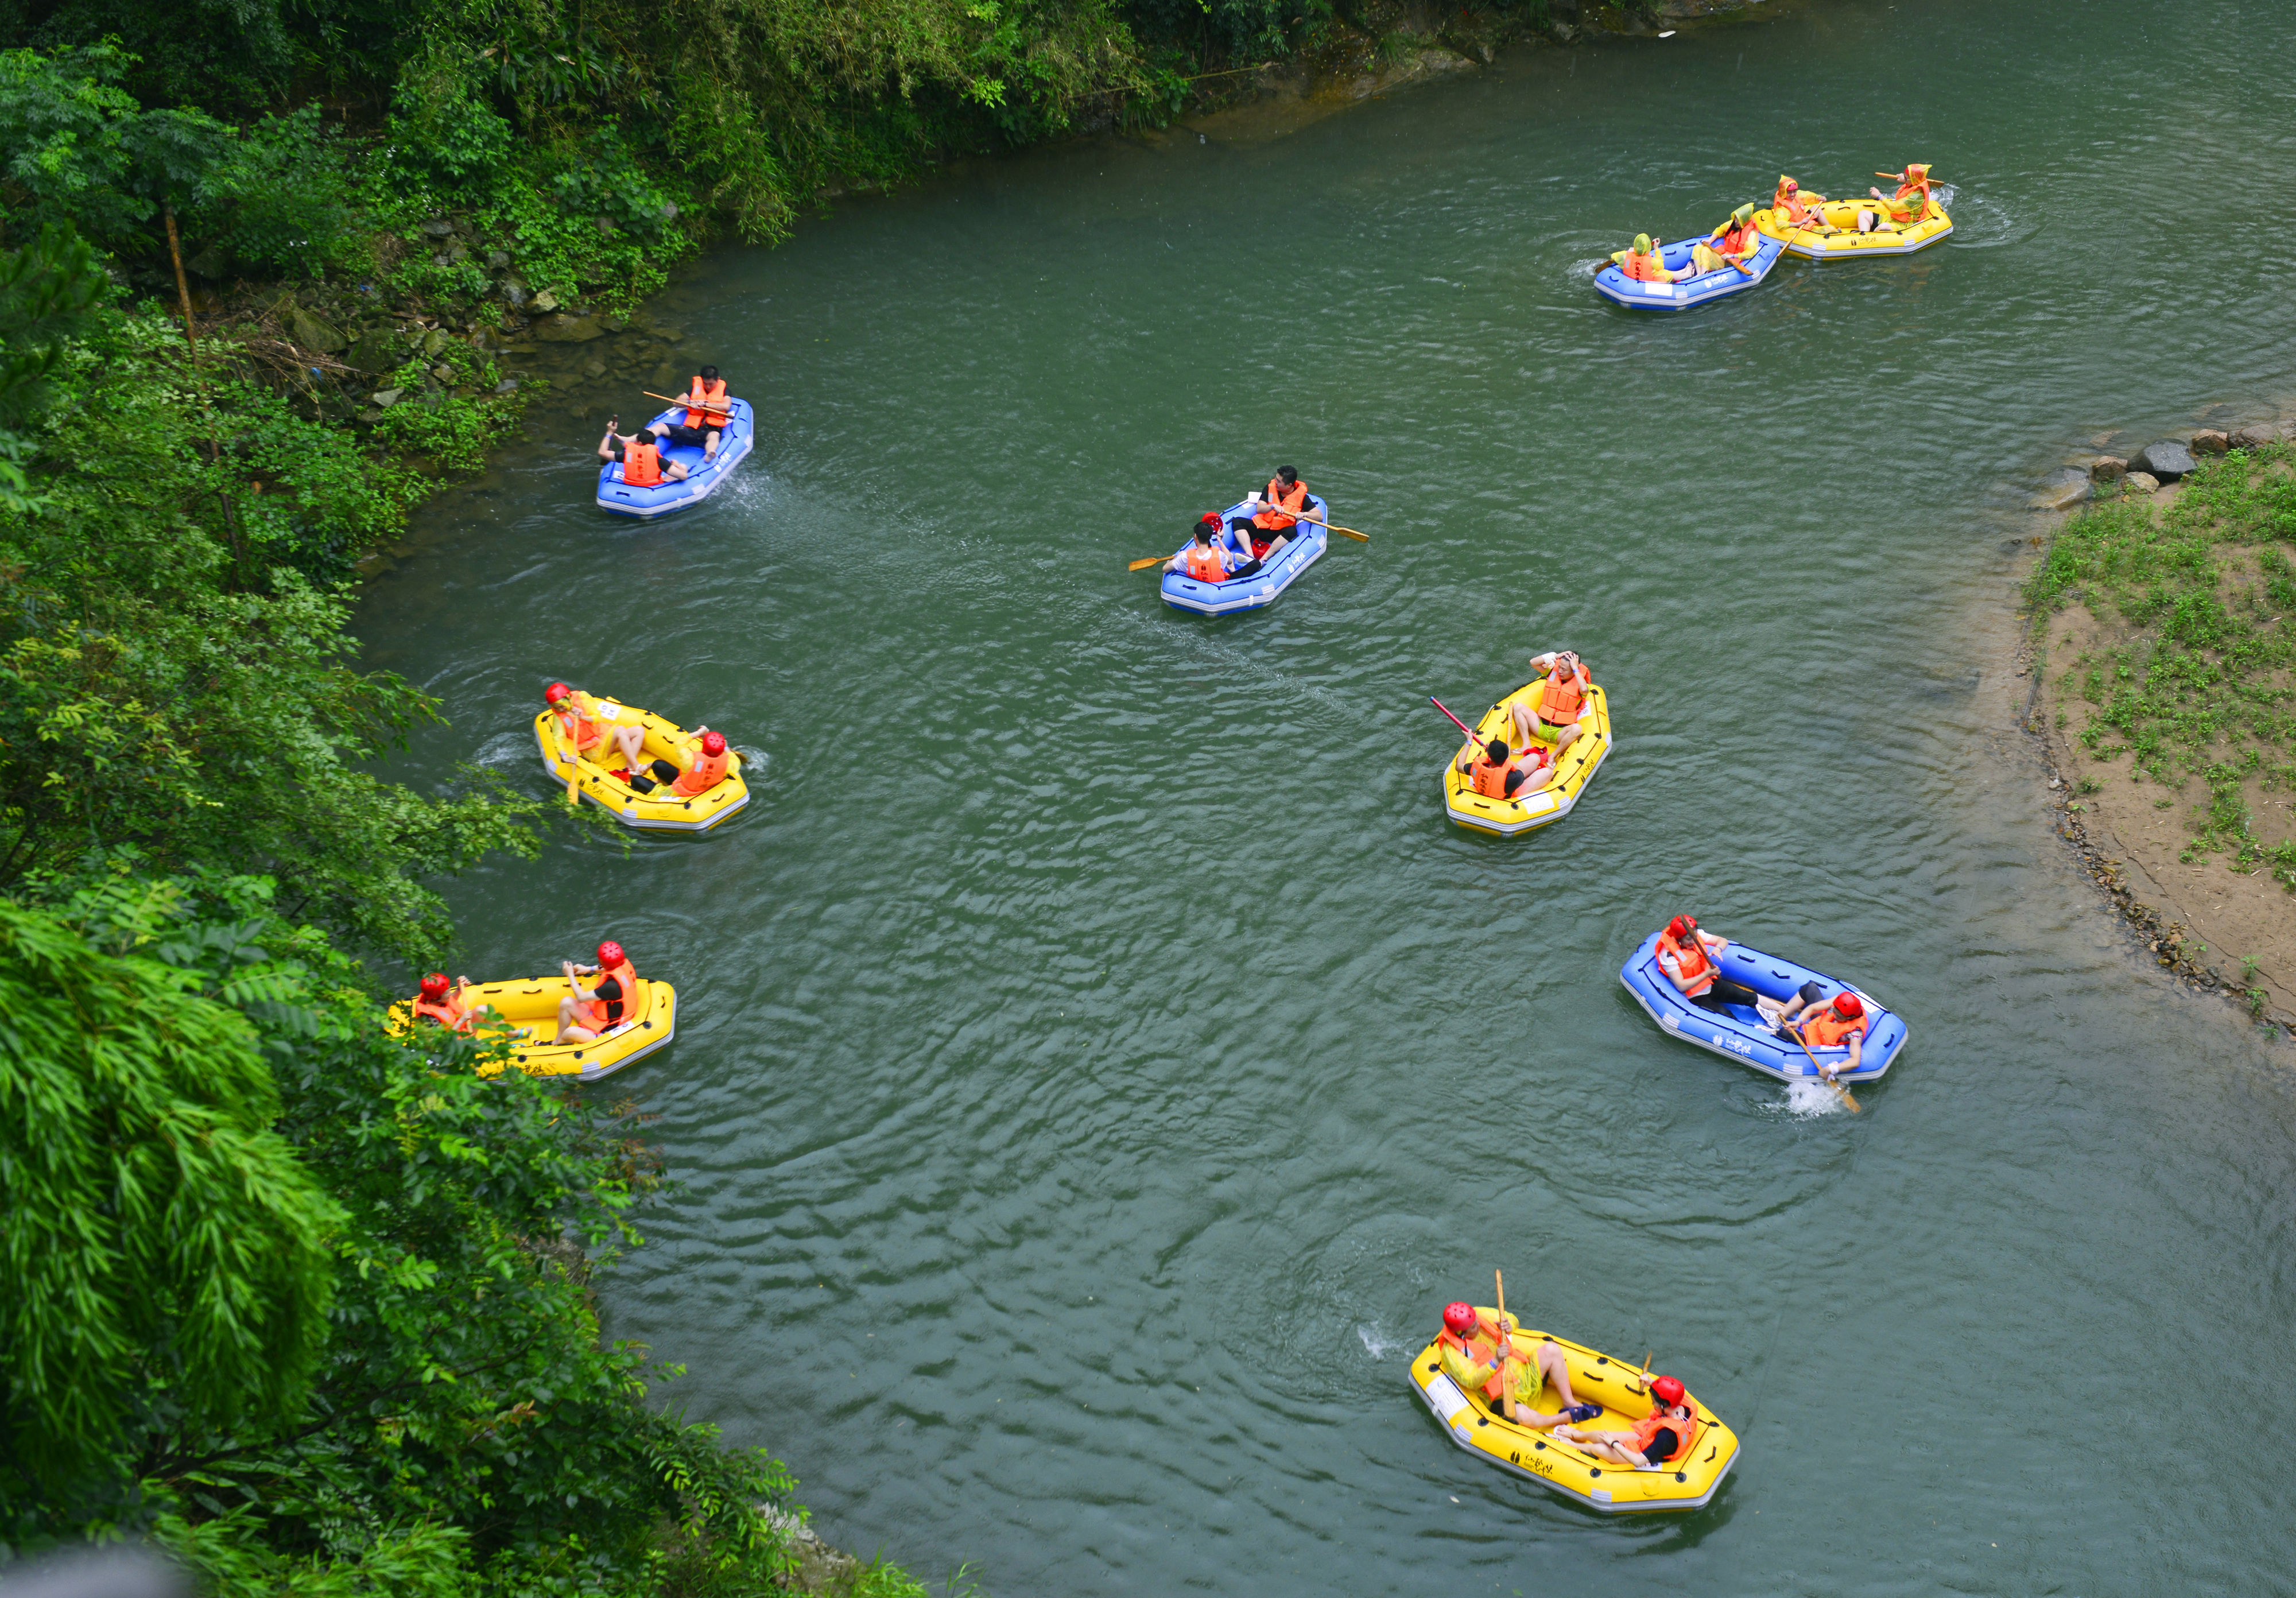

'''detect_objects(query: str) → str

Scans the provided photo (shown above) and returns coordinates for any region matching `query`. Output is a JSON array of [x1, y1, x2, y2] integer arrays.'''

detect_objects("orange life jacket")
[[1181, 543, 1228, 583], [1470, 748, 1545, 800], [1801, 1007, 1871, 1048], [1536, 669, 1585, 724], [622, 439, 662, 487], [684, 376, 729, 429], [1622, 248, 1669, 282], [556, 695, 604, 753], [1774, 184, 1821, 226], [412, 990, 469, 1031], [1632, 1406, 1701, 1463], [1659, 932, 1716, 998], [1254, 477, 1308, 532], [1438, 1327, 1507, 1403], [1715, 221, 1758, 255], [672, 748, 730, 797], [580, 958, 641, 1031]]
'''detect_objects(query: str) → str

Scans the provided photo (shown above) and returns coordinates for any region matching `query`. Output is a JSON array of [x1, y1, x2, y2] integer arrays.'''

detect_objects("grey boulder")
[[2231, 424, 2277, 450], [2035, 467, 2090, 510], [288, 306, 347, 354], [2131, 440, 2196, 479]]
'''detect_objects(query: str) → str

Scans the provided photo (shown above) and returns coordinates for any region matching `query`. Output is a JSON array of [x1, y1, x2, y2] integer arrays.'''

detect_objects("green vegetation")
[[2028, 442, 2296, 878]]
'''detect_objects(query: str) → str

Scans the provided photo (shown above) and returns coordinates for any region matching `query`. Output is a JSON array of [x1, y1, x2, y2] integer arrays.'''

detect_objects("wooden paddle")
[[1130, 553, 1180, 572], [1785, 1015, 1861, 1112], [1263, 505, 1368, 541], [1493, 1269, 1523, 1422], [642, 389, 731, 424]]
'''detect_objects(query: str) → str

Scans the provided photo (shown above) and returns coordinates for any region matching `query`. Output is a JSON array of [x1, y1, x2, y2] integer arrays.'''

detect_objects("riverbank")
[[2023, 416, 2296, 1029]]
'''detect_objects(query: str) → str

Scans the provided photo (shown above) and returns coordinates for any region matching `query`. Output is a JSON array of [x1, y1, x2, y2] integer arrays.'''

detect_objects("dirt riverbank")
[[2022, 413, 2296, 1031]]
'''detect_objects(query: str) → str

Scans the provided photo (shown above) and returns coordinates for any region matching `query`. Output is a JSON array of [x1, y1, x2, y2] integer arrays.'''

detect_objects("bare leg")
[[612, 726, 646, 770], [554, 996, 600, 1044], [1552, 722, 1580, 755], [1536, 1343, 1578, 1409], [1509, 703, 1539, 749]]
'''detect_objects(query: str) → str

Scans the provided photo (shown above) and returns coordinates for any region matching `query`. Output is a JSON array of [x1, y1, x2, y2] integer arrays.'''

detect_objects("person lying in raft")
[[1772, 174, 1828, 229], [1227, 467, 1312, 563], [546, 681, 649, 775], [1691, 204, 1761, 274], [1656, 916, 1768, 1017], [1455, 734, 1554, 802], [1437, 1302, 1601, 1429], [598, 418, 692, 487], [1510, 650, 1590, 758], [556, 940, 640, 1044], [1166, 518, 1239, 583], [1775, 991, 1871, 1080], [1610, 234, 1687, 284], [410, 971, 479, 1031], [1553, 1375, 1702, 1471], [628, 728, 733, 797]]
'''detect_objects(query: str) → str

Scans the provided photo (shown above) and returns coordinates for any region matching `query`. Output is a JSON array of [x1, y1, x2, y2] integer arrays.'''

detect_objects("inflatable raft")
[[1159, 497, 1329, 616], [533, 700, 750, 832], [387, 973, 677, 1081], [1440, 671, 1612, 836], [595, 399, 755, 518], [1409, 1320, 1739, 1514], [1754, 196, 1952, 259], [1593, 232, 1787, 311], [1619, 932, 1909, 1084]]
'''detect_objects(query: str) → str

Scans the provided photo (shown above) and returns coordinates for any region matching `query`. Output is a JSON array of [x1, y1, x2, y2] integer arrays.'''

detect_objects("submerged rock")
[[2131, 439, 2196, 479], [2036, 467, 2090, 510]]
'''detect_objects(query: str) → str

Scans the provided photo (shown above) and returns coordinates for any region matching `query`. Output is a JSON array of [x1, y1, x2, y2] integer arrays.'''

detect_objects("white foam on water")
[[1783, 1079, 1852, 1118], [1357, 1323, 1406, 1359]]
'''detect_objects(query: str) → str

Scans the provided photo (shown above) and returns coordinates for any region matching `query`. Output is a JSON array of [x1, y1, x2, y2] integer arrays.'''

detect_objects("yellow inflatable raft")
[[1441, 673, 1612, 836], [1754, 194, 1952, 259], [532, 700, 748, 831], [1408, 1320, 1739, 1514], [389, 972, 676, 1080]]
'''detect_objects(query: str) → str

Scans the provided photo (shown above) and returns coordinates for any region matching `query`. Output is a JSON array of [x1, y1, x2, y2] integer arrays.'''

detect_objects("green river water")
[[356, 1, 2296, 1589]]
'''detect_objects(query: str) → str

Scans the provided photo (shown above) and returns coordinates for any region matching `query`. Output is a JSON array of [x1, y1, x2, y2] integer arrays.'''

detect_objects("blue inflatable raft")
[[1158, 497, 1329, 616], [1619, 933, 1908, 1084], [1593, 234, 1787, 312], [595, 399, 755, 519]]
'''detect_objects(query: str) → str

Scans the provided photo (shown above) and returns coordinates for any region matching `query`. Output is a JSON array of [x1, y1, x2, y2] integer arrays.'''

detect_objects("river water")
[[358, 1, 2296, 1590]]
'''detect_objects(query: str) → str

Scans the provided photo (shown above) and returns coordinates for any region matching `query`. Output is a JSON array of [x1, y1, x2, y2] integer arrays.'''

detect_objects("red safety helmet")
[[1441, 1302, 1479, 1336], [1832, 992, 1864, 1019], [700, 730, 727, 757], [1650, 1374, 1686, 1407], [596, 940, 626, 968], [419, 972, 450, 997], [1666, 915, 1697, 942], [1198, 512, 1221, 529], [545, 681, 572, 703]]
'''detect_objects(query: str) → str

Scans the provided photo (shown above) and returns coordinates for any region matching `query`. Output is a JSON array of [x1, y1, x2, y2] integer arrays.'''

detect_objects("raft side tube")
[[1618, 933, 1907, 1083]]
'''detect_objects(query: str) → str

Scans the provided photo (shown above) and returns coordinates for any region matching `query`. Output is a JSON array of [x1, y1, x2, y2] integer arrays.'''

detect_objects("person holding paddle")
[[1691, 204, 1761, 276], [1226, 467, 1310, 561], [1772, 174, 1827, 229], [1656, 916, 1767, 1018], [1165, 516, 1239, 583], [1774, 990, 1871, 1081], [1453, 732, 1552, 801], [1436, 1302, 1600, 1430]]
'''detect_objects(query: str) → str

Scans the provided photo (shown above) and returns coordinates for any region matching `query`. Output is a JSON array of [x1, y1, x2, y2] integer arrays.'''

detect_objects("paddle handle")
[[1430, 696, 1479, 742]]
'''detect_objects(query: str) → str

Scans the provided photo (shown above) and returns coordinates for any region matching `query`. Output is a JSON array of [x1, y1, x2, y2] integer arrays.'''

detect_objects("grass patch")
[[2028, 443, 2296, 869]]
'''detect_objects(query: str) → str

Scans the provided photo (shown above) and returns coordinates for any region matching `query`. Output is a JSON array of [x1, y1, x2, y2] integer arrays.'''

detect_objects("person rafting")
[[630, 728, 733, 797], [1553, 1375, 1702, 1470], [1227, 467, 1311, 560], [1611, 233, 1685, 284], [1691, 204, 1760, 274], [1775, 991, 1872, 1079], [1454, 733, 1552, 802], [1853, 163, 1935, 234], [1655, 916, 1767, 1017], [410, 971, 478, 1031], [1509, 650, 1589, 757], [597, 417, 692, 487], [1772, 174, 1827, 228], [1166, 517, 1238, 583], [1437, 1302, 1601, 1430], [556, 940, 640, 1044], [546, 681, 649, 775]]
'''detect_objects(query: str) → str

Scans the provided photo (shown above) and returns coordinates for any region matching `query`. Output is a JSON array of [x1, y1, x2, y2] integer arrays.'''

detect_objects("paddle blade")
[[1836, 1083, 1862, 1113], [1128, 555, 1168, 572], [1335, 526, 1370, 541]]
